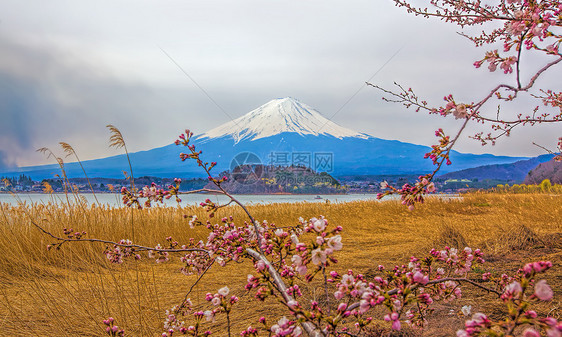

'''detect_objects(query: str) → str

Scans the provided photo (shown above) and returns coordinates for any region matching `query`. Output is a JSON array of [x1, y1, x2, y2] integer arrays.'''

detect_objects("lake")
[[0, 192, 461, 207]]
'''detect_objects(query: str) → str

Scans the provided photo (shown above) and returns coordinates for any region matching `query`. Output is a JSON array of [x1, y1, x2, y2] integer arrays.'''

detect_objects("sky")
[[0, 0, 560, 169]]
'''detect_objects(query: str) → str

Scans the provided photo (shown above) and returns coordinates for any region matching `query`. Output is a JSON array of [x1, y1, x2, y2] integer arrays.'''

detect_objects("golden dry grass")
[[0, 192, 561, 336]]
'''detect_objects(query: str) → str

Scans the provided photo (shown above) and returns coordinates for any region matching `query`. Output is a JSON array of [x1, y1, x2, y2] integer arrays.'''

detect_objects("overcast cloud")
[[0, 0, 560, 168]]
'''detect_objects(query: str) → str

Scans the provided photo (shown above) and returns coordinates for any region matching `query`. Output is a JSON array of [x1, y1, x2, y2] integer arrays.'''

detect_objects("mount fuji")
[[199, 97, 369, 142], [2, 97, 527, 179]]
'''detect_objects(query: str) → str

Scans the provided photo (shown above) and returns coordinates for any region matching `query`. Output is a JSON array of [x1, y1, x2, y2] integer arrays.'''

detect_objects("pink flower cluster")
[[122, 178, 183, 209], [161, 308, 211, 337], [206, 286, 238, 308], [425, 128, 452, 165], [372, 0, 562, 209], [456, 259, 558, 336], [268, 317, 303, 336], [240, 326, 258, 336], [62, 227, 86, 239], [432, 246, 484, 275], [103, 317, 125, 337], [161, 287, 238, 337], [440, 97, 471, 120], [104, 239, 140, 264], [540, 90, 562, 114], [377, 173, 436, 211], [474, 51, 517, 74], [148, 244, 170, 263], [246, 237, 491, 333], [120, 186, 140, 209]]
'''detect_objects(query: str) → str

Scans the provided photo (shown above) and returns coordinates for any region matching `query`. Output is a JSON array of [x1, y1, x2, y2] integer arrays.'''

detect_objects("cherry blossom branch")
[[520, 56, 562, 91], [177, 188, 232, 195], [175, 130, 266, 254], [246, 248, 325, 336], [393, 0, 510, 24], [368, 0, 562, 209], [23, 207, 209, 254], [346, 276, 500, 314], [425, 277, 501, 296]]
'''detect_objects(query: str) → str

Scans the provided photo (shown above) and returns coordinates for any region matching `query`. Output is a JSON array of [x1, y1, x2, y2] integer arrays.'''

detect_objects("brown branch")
[[178, 260, 216, 311], [176, 188, 231, 195], [180, 139, 266, 256], [26, 216, 210, 254], [521, 56, 562, 91], [532, 142, 555, 155], [425, 277, 501, 296]]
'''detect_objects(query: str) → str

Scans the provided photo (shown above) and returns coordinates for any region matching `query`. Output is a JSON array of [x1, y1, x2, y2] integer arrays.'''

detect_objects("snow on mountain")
[[199, 97, 369, 142]]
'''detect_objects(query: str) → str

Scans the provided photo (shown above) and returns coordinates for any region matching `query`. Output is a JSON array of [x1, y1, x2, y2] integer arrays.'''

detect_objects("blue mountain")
[[1, 97, 527, 180]]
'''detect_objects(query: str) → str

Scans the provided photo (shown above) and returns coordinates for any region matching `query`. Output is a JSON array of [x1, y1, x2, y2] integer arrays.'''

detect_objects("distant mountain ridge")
[[524, 157, 562, 184], [0, 97, 528, 180], [437, 154, 555, 182]]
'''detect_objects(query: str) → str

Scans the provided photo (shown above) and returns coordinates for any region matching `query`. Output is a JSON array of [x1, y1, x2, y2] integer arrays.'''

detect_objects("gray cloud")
[[0, 74, 38, 151], [0, 34, 175, 166], [0, 150, 12, 170]]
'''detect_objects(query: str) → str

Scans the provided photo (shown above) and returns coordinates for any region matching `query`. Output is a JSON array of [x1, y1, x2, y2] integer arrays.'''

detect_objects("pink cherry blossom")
[[310, 248, 327, 265], [291, 255, 303, 266], [456, 330, 469, 337], [296, 265, 307, 275], [523, 328, 541, 337], [504, 281, 522, 298], [218, 286, 229, 297], [427, 182, 436, 193], [334, 290, 344, 300], [286, 300, 299, 310], [535, 280, 554, 301], [453, 104, 468, 119], [327, 235, 343, 251], [413, 271, 429, 285], [312, 218, 327, 232]]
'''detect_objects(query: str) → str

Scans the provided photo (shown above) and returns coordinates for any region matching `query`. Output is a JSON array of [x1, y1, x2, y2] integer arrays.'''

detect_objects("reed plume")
[[107, 125, 126, 149], [106, 124, 143, 331], [60, 142, 100, 205], [106, 125, 135, 191], [36, 147, 72, 207]]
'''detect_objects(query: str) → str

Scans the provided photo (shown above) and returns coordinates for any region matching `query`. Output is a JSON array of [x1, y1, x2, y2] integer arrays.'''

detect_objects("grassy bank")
[[0, 192, 560, 336]]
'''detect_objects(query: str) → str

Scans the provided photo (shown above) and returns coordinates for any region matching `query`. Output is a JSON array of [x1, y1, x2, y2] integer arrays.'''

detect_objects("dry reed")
[[0, 192, 560, 336]]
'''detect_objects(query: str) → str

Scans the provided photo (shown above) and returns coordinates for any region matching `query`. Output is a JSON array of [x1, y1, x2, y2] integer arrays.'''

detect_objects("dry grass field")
[[0, 192, 560, 336]]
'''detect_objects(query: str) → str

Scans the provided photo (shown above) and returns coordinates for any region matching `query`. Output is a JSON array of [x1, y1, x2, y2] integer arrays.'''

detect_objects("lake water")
[[0, 192, 461, 207]]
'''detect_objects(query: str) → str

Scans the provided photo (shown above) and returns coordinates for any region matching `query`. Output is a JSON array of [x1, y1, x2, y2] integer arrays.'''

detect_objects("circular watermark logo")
[[229, 152, 263, 185]]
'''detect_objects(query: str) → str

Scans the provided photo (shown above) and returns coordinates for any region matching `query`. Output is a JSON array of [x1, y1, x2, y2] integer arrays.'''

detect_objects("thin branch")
[[178, 260, 216, 311], [178, 135, 266, 255], [26, 215, 209, 254], [520, 56, 562, 91]]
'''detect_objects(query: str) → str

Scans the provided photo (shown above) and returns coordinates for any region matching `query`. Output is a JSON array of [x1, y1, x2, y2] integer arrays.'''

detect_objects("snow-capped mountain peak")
[[199, 97, 369, 142]]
